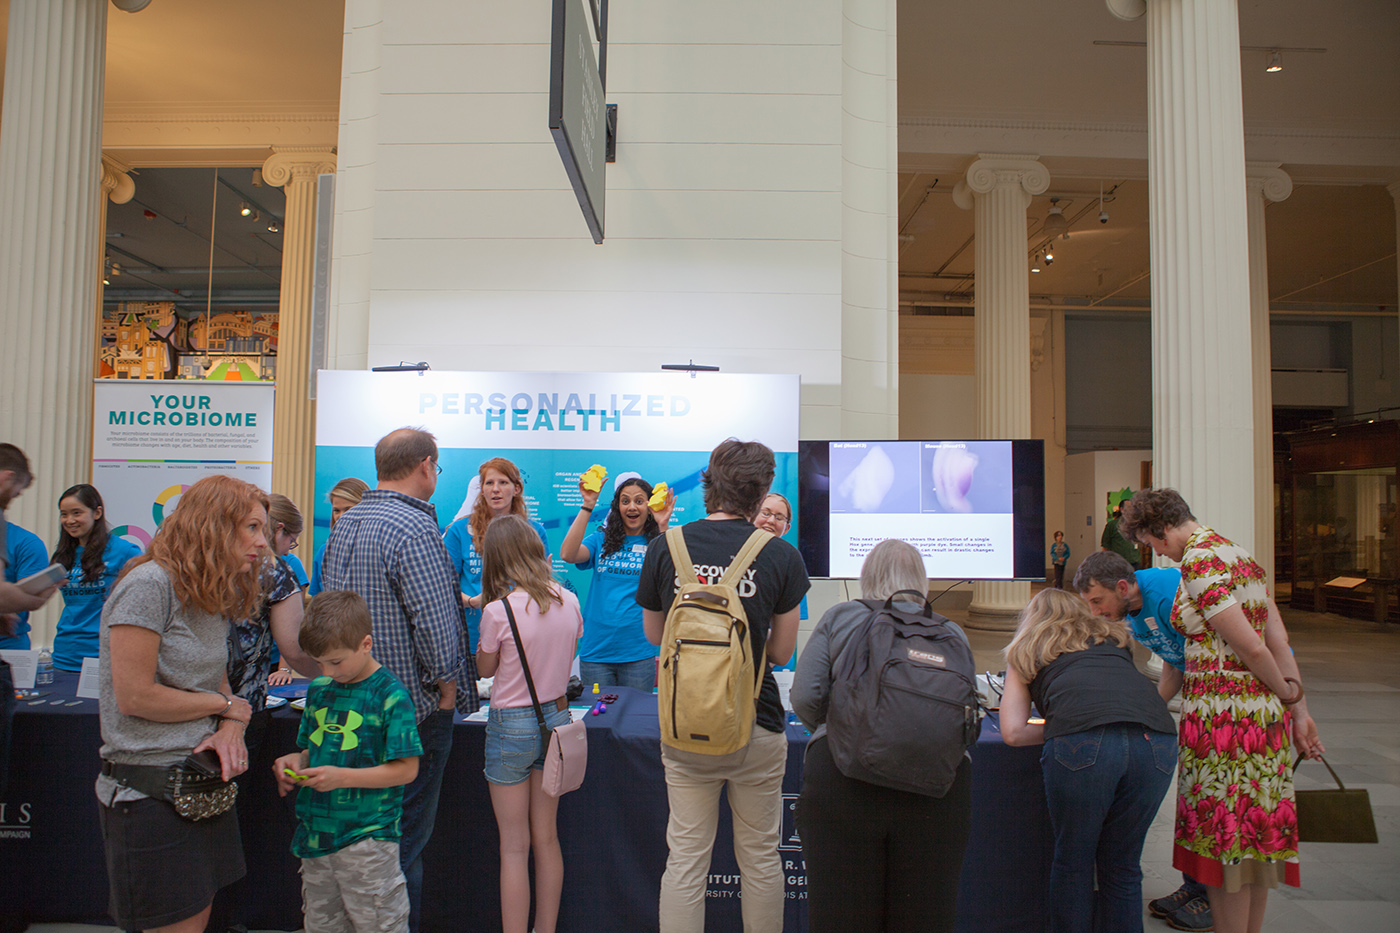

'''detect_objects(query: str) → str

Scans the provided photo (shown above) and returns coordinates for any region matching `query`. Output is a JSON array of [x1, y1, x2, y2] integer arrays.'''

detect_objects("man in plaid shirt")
[[323, 427, 477, 932]]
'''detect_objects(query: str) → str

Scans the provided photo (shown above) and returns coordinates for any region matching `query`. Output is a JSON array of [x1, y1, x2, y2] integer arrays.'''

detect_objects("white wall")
[[898, 373, 975, 438], [1062, 448, 1151, 582], [332, 0, 866, 434]]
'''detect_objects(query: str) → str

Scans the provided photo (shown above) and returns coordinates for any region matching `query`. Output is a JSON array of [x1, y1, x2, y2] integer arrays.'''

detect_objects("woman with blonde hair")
[[96, 474, 267, 933], [1000, 588, 1178, 933], [1119, 488, 1322, 933], [308, 476, 370, 596], [476, 515, 582, 933], [792, 538, 972, 933], [443, 457, 548, 652]]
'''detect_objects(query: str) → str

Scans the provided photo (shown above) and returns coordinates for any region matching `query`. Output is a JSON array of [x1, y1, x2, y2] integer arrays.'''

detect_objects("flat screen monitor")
[[797, 439, 1045, 580]]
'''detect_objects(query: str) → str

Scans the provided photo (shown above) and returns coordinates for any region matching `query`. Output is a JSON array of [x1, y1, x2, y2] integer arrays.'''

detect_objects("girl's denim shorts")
[[484, 704, 573, 786]]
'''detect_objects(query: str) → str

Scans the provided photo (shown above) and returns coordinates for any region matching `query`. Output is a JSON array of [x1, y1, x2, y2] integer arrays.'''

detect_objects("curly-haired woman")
[[1119, 488, 1323, 933], [96, 474, 267, 933], [560, 470, 673, 689]]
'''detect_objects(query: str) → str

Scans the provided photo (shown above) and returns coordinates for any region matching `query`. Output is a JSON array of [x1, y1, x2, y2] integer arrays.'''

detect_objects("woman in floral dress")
[[1120, 489, 1324, 933]]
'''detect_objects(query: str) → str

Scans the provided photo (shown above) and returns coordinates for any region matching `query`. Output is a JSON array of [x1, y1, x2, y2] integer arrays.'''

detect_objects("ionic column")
[[263, 148, 337, 543], [96, 156, 136, 373], [1113, 0, 1256, 552], [1246, 164, 1291, 590], [953, 154, 1050, 628], [0, 0, 108, 556], [840, 0, 900, 438]]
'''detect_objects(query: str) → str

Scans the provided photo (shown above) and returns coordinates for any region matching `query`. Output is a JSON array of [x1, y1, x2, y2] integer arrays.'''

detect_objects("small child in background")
[[1050, 531, 1069, 589], [273, 591, 422, 933]]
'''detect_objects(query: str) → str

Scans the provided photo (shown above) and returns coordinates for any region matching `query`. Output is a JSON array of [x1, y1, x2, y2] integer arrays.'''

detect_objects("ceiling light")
[[1042, 198, 1071, 239], [267, 220, 280, 233], [251, 210, 261, 223], [239, 201, 252, 217], [1031, 254, 1041, 273], [110, 262, 121, 277], [1266, 50, 1282, 72], [102, 276, 110, 286], [1044, 246, 1054, 263]]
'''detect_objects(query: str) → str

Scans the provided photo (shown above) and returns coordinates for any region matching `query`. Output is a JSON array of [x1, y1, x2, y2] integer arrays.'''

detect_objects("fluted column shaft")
[[1246, 164, 1291, 591], [839, 0, 899, 438], [1390, 182, 1400, 396], [954, 155, 1049, 627], [0, 0, 107, 561], [264, 148, 336, 548], [1146, 0, 1255, 550]]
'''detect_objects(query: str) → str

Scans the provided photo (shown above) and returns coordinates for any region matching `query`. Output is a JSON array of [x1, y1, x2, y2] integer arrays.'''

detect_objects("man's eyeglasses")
[[428, 458, 443, 475], [758, 508, 789, 524]]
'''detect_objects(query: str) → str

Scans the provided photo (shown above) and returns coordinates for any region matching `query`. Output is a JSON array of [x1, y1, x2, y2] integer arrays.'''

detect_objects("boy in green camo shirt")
[[274, 591, 423, 933]]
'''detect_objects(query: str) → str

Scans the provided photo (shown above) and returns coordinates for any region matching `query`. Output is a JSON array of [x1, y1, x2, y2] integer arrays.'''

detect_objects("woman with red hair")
[[95, 474, 267, 933], [442, 458, 549, 653]]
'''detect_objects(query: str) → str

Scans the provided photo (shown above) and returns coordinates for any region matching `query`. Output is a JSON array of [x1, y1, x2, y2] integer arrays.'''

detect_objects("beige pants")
[[300, 837, 409, 933], [658, 727, 789, 933]]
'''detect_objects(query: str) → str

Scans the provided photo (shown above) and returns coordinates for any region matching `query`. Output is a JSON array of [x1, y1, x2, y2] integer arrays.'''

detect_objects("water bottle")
[[36, 648, 54, 685]]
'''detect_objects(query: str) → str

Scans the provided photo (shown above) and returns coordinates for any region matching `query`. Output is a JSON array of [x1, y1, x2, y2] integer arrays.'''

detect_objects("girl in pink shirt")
[[476, 515, 582, 933]]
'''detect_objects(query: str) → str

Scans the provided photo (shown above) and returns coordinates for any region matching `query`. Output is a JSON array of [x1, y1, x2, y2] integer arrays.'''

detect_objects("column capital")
[[1105, 0, 1146, 22], [261, 147, 337, 188], [952, 154, 1049, 209], [101, 154, 135, 204], [1245, 162, 1292, 203]]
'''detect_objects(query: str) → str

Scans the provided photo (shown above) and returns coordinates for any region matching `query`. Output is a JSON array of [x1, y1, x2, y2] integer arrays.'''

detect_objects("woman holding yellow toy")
[[560, 468, 674, 690]]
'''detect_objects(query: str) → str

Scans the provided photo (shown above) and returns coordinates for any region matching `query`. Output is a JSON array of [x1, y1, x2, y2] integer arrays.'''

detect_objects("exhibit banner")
[[92, 380, 275, 548], [314, 370, 801, 594]]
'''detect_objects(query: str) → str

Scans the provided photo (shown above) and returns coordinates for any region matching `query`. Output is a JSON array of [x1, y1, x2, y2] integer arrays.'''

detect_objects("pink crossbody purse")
[[502, 598, 588, 796]]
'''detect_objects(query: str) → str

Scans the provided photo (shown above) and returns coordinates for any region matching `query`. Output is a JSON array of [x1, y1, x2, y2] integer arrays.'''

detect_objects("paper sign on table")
[[77, 656, 101, 699], [0, 649, 38, 690]]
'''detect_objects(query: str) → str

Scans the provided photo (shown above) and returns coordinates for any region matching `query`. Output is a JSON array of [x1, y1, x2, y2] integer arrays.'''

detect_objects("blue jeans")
[[1041, 724, 1176, 933], [401, 708, 454, 933], [580, 657, 655, 691]]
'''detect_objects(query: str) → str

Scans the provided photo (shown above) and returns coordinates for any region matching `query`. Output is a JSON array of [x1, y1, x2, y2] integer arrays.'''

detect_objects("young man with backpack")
[[637, 438, 810, 933]]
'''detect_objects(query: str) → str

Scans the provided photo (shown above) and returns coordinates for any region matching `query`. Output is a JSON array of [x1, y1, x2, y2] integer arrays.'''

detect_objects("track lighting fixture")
[[1031, 254, 1042, 273], [267, 220, 280, 233], [251, 210, 261, 223], [1044, 246, 1054, 263], [239, 201, 252, 217], [1266, 50, 1282, 72]]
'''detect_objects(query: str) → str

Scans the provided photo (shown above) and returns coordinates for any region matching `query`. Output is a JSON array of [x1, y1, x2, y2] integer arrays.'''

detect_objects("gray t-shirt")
[[95, 561, 230, 802]]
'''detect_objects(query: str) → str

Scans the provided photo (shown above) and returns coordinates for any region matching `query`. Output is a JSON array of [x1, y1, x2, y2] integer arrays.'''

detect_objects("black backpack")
[[825, 590, 982, 797]]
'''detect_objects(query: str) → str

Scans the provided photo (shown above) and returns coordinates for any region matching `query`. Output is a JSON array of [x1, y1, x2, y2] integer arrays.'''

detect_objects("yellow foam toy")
[[649, 481, 669, 511], [581, 464, 607, 493]]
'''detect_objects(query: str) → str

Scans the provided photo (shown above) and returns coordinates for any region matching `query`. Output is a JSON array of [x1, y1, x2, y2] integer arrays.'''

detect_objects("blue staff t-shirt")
[[1, 523, 49, 649], [52, 536, 143, 671], [442, 516, 549, 654], [284, 552, 310, 588], [573, 531, 657, 664], [1124, 567, 1185, 671], [308, 542, 327, 596]]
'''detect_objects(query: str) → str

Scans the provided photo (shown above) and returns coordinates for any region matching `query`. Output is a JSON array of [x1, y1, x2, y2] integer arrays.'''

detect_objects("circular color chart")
[[151, 483, 191, 527], [110, 524, 153, 548]]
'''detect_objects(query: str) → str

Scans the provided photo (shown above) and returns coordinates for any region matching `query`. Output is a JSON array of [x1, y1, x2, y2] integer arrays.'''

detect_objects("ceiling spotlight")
[[251, 168, 264, 187], [251, 210, 261, 223], [102, 276, 110, 286], [1044, 246, 1054, 263], [267, 220, 280, 233], [110, 262, 121, 277], [1042, 198, 1071, 239], [239, 201, 252, 217], [1031, 254, 1042, 273], [1266, 50, 1282, 72]]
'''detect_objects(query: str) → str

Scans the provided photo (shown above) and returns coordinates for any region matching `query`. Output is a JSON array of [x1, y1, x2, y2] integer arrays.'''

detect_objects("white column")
[[1115, 0, 1256, 551], [840, 0, 900, 438], [263, 148, 337, 540], [953, 155, 1050, 627], [1246, 163, 1292, 591], [0, 0, 108, 550]]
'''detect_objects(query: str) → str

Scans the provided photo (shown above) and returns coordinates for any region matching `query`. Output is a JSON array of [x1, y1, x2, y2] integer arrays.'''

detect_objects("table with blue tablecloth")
[[0, 672, 1051, 932]]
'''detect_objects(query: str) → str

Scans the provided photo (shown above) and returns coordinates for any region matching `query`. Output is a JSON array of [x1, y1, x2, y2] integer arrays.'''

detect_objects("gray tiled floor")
[[26, 602, 1400, 933]]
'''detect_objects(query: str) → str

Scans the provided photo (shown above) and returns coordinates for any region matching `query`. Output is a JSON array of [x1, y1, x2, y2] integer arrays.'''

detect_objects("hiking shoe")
[[1149, 884, 1198, 919], [1166, 896, 1214, 932]]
